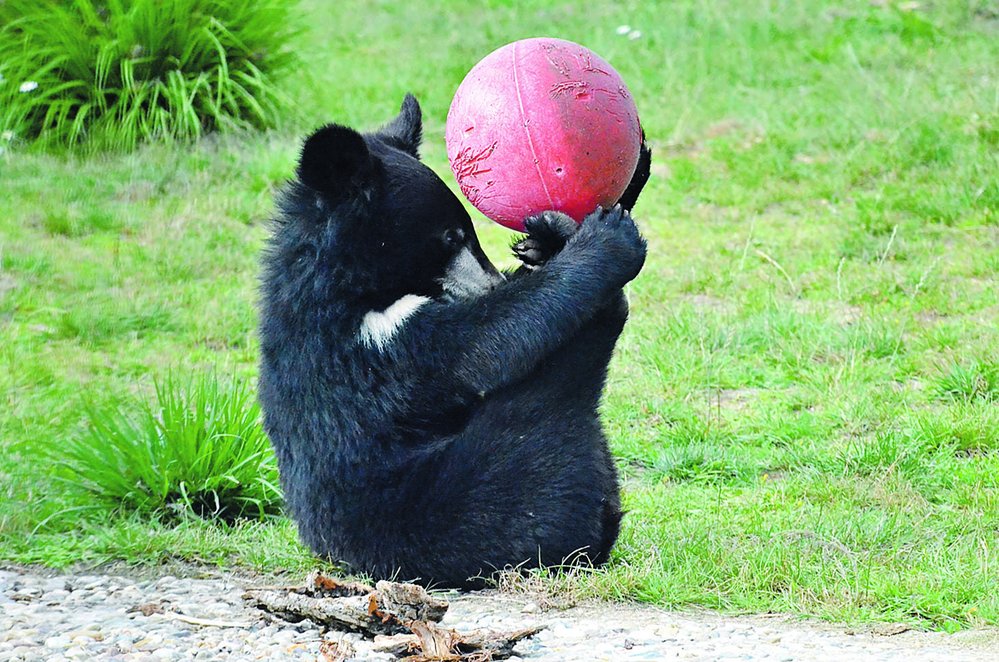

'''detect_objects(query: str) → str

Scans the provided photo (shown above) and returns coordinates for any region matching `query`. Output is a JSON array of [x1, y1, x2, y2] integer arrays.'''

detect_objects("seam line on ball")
[[512, 39, 554, 210]]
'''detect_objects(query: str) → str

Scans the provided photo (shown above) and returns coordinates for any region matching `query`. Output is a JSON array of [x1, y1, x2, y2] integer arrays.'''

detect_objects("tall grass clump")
[[934, 360, 999, 403], [0, 0, 300, 150], [56, 373, 282, 520]]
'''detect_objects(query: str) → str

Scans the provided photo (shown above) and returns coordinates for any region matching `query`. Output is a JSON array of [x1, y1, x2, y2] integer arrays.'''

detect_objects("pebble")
[[0, 569, 994, 661]]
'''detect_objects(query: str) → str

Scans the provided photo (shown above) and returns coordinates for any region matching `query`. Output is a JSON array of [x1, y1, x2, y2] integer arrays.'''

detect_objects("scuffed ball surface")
[[446, 38, 641, 232]]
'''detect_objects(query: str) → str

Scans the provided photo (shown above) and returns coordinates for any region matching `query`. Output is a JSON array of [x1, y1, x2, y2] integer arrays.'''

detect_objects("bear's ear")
[[375, 93, 423, 158], [297, 124, 377, 201]]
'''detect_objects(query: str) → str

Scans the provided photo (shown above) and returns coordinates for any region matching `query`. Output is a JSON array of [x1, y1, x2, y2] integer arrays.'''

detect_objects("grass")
[[0, 0, 300, 150], [1, 0, 997, 632], [54, 372, 281, 520]]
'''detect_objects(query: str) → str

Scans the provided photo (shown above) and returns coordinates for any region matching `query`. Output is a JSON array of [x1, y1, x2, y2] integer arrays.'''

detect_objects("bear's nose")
[[442, 246, 505, 299]]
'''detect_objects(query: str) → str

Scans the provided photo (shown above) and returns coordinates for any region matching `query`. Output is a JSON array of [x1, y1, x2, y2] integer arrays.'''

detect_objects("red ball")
[[446, 38, 641, 232]]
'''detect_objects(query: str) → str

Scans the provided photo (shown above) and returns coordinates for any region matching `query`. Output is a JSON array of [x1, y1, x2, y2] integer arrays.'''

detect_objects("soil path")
[[1, 568, 995, 661]]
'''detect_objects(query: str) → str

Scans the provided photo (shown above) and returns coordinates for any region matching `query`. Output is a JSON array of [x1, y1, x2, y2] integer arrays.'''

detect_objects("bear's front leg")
[[403, 205, 645, 402], [505, 212, 629, 410], [512, 210, 629, 322]]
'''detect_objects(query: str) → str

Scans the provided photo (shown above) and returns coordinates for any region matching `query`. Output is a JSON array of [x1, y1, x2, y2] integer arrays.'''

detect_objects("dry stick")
[[836, 256, 846, 302], [755, 249, 796, 293], [738, 215, 758, 272], [878, 224, 899, 266], [165, 612, 252, 628]]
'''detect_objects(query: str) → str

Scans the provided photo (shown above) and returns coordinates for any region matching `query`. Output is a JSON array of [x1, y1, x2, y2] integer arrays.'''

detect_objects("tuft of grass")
[[838, 431, 925, 478], [651, 443, 758, 485], [909, 404, 999, 456], [41, 208, 122, 238], [934, 360, 999, 403], [0, 0, 300, 150], [56, 296, 177, 346], [52, 372, 281, 520]]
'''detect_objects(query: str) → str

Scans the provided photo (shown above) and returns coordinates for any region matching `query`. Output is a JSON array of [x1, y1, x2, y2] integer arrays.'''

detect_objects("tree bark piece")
[[375, 580, 449, 624]]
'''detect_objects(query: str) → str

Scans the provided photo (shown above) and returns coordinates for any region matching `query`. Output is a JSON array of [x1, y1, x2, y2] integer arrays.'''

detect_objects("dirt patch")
[[791, 299, 865, 325], [0, 274, 17, 298], [679, 293, 737, 313], [714, 387, 766, 412]]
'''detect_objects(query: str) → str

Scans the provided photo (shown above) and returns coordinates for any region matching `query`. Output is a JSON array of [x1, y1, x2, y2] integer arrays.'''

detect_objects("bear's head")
[[282, 95, 503, 309]]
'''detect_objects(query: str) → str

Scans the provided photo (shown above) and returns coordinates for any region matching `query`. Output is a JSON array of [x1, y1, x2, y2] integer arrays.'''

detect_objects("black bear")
[[258, 94, 650, 588]]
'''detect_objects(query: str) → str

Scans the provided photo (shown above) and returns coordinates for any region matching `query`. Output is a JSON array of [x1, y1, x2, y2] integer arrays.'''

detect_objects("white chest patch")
[[359, 294, 430, 350]]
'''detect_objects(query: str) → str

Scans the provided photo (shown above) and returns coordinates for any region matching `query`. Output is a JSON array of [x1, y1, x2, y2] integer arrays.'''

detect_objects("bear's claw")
[[512, 237, 547, 267], [514, 211, 579, 266]]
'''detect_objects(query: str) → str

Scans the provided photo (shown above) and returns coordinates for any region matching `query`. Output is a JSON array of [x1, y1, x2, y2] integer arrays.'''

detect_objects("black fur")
[[375, 93, 423, 158], [259, 96, 650, 588], [617, 127, 651, 213]]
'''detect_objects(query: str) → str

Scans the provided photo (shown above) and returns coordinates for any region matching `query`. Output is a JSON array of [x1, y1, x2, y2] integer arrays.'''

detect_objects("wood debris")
[[165, 613, 250, 628], [244, 571, 543, 660], [373, 621, 545, 661], [319, 637, 355, 661]]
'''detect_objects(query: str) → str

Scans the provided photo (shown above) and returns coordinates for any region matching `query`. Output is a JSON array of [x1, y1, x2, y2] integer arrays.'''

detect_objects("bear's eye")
[[443, 228, 464, 247]]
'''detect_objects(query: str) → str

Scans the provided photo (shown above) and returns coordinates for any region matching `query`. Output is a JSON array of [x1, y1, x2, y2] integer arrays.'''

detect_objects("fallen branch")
[[372, 621, 544, 661], [246, 588, 407, 635], [243, 573, 447, 636]]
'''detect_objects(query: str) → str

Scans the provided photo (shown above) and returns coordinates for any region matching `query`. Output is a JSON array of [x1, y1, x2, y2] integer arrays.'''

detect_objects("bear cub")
[[259, 95, 650, 588]]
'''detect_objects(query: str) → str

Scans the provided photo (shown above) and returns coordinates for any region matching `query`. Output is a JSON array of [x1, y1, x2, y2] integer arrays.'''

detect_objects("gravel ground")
[[1, 568, 995, 661]]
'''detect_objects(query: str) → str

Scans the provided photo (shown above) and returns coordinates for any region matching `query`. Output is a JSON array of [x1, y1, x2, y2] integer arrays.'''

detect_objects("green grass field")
[[1, 0, 997, 631]]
